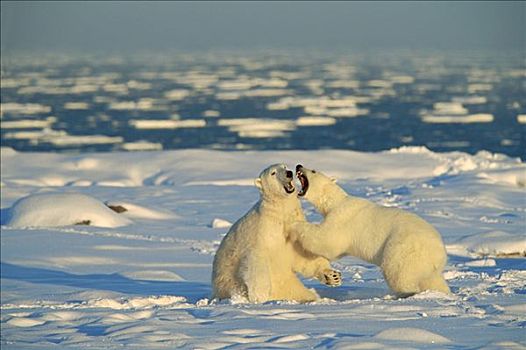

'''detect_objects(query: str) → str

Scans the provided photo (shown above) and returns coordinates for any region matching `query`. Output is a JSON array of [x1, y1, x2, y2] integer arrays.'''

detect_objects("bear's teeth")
[[284, 182, 295, 194]]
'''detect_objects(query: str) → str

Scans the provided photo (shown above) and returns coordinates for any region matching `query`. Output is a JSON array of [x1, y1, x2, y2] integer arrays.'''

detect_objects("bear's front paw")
[[322, 269, 342, 287]]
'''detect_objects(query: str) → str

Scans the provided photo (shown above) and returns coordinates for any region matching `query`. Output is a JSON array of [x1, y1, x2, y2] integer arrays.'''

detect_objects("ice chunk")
[[1, 117, 56, 129], [421, 113, 493, 123], [296, 116, 337, 126], [120, 141, 163, 151], [210, 218, 233, 229], [63, 102, 90, 110], [0, 102, 51, 115], [129, 119, 206, 129]]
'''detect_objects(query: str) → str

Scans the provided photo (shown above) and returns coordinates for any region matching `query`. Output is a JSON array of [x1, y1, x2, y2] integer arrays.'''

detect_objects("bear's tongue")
[[297, 172, 309, 197]]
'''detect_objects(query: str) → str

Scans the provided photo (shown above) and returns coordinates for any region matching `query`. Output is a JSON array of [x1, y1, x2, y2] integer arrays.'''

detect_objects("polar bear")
[[290, 164, 450, 298], [212, 164, 341, 303]]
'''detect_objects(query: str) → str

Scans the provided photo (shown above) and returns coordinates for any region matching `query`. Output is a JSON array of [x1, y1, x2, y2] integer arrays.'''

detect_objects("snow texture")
[[1, 147, 525, 349]]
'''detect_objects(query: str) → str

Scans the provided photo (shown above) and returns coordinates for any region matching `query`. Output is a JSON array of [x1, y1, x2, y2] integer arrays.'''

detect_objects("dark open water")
[[1, 50, 525, 159]]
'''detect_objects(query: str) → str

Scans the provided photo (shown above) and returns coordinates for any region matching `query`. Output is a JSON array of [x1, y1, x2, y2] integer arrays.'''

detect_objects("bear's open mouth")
[[297, 170, 309, 197], [284, 180, 295, 194]]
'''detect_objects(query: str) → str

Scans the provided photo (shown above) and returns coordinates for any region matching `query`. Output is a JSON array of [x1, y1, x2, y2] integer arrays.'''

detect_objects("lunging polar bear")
[[212, 164, 341, 303], [291, 164, 450, 297]]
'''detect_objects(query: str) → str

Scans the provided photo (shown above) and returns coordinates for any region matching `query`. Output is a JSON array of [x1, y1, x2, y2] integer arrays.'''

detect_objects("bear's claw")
[[323, 269, 342, 287]]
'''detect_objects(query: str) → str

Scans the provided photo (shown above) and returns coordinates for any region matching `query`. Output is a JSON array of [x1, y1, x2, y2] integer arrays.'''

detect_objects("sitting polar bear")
[[212, 164, 341, 303], [291, 164, 450, 298]]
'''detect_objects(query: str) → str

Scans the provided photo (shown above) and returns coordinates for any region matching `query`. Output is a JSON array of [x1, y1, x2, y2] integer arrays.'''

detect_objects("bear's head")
[[296, 164, 339, 207], [254, 164, 296, 199]]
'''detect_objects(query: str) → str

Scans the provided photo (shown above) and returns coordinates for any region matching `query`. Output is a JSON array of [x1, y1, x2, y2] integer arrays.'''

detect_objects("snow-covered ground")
[[1, 147, 525, 349]]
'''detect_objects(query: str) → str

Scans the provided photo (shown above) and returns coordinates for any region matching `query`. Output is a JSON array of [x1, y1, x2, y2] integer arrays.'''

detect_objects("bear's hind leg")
[[381, 233, 448, 297], [239, 253, 271, 303], [419, 273, 450, 295], [383, 264, 450, 297], [383, 270, 421, 298]]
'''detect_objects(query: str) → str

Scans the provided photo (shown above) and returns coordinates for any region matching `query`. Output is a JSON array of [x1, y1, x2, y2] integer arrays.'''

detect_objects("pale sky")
[[1, 1, 524, 52]]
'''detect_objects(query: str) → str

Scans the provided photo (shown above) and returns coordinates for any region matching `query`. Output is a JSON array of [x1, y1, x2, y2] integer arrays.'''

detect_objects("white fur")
[[292, 166, 450, 297], [212, 164, 339, 303]]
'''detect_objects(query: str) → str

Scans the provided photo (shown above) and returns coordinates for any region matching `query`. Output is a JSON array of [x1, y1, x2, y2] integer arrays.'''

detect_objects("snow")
[[419, 102, 495, 124], [375, 327, 450, 344], [432, 102, 468, 115], [452, 96, 487, 105], [129, 119, 206, 129], [1, 147, 525, 349], [296, 116, 337, 126], [4, 128, 124, 147], [63, 102, 90, 110], [268, 96, 366, 110], [388, 75, 415, 84], [477, 167, 526, 187], [468, 83, 493, 93], [108, 99, 158, 111], [244, 88, 291, 97], [421, 113, 494, 124], [210, 218, 233, 229], [451, 231, 526, 258], [45, 134, 124, 147], [4, 193, 132, 228], [119, 141, 163, 151], [217, 118, 296, 138], [326, 80, 360, 88], [3, 128, 66, 141], [0, 102, 52, 116], [202, 110, 221, 117], [0, 117, 56, 129], [164, 89, 190, 101]]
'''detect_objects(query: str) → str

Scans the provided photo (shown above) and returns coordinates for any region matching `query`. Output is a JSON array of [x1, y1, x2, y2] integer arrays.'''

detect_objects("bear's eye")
[[312, 170, 316, 174], [271, 170, 276, 176]]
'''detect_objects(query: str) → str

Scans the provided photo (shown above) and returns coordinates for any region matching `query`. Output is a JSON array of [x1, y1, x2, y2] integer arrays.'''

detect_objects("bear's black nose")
[[286, 170, 293, 178], [296, 164, 303, 172]]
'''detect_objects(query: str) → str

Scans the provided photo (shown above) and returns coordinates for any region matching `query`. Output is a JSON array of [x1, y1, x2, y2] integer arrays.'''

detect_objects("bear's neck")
[[259, 195, 301, 219], [313, 185, 348, 216]]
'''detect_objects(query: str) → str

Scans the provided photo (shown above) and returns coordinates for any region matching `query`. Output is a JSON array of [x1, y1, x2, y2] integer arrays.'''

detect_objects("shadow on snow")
[[0, 261, 211, 303]]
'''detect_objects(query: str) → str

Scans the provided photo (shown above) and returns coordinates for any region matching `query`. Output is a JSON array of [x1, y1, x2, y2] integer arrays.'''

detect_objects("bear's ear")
[[254, 178, 262, 189], [330, 176, 337, 183]]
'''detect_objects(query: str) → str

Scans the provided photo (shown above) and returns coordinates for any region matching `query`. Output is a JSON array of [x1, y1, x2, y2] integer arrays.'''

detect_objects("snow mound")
[[5, 193, 132, 228], [122, 270, 185, 282], [87, 295, 188, 310], [453, 231, 526, 258], [210, 218, 233, 229], [375, 327, 450, 344], [6, 318, 46, 328], [478, 168, 526, 187]]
